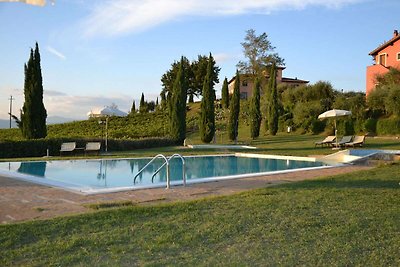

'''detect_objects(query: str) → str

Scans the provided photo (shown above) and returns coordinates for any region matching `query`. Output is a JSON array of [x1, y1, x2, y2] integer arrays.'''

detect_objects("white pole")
[[105, 117, 108, 152], [335, 118, 338, 148]]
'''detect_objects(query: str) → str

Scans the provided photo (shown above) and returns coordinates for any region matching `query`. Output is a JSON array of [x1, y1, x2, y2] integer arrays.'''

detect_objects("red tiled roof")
[[281, 77, 309, 83], [369, 33, 400, 56]]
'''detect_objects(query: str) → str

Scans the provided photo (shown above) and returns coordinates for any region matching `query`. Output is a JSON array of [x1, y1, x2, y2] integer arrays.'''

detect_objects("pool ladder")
[[133, 154, 186, 189]]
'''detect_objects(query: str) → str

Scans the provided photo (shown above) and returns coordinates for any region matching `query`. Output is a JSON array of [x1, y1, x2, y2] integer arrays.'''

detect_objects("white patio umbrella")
[[318, 109, 352, 148], [87, 106, 127, 118]]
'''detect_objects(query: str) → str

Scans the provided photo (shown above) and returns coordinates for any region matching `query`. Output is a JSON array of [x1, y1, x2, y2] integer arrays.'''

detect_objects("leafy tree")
[[161, 57, 193, 103], [237, 29, 284, 76], [169, 57, 188, 143], [146, 101, 156, 112], [267, 65, 279, 135], [367, 68, 400, 117], [221, 77, 229, 109], [161, 55, 220, 103], [199, 53, 216, 143], [191, 55, 220, 102], [21, 42, 47, 139], [228, 70, 240, 141], [139, 93, 146, 113], [250, 77, 262, 138]]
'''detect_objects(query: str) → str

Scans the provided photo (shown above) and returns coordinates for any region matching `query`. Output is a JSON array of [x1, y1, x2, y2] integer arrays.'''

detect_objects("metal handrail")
[[134, 154, 170, 188], [151, 154, 186, 186]]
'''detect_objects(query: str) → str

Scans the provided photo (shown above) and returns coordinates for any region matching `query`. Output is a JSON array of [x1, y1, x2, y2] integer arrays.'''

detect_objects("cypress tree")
[[268, 64, 279, 135], [139, 93, 146, 113], [250, 77, 261, 139], [199, 53, 215, 143], [130, 100, 136, 114], [228, 70, 240, 141], [160, 91, 167, 111], [21, 42, 47, 139], [170, 57, 188, 144], [221, 77, 229, 109]]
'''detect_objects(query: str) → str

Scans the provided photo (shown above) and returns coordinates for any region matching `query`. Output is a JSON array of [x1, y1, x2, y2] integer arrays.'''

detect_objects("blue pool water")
[[0, 155, 328, 193]]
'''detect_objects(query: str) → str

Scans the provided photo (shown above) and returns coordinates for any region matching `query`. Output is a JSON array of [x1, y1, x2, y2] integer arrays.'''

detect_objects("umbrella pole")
[[335, 119, 338, 148]]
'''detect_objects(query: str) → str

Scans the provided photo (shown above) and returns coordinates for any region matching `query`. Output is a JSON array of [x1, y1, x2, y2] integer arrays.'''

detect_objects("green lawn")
[[1, 163, 400, 266]]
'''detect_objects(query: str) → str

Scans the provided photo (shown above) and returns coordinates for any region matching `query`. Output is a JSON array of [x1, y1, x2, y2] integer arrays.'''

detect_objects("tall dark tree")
[[130, 100, 136, 114], [160, 90, 167, 111], [237, 29, 284, 76], [267, 64, 279, 135], [228, 70, 240, 141], [250, 77, 262, 139], [221, 77, 229, 109], [139, 93, 146, 113], [21, 42, 47, 139], [199, 53, 216, 143], [169, 57, 188, 143]]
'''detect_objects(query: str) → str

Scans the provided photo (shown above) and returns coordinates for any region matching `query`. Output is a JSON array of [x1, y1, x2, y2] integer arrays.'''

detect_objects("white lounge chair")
[[315, 136, 336, 147], [332, 136, 353, 148], [345, 135, 365, 148], [60, 142, 76, 155], [85, 142, 101, 155]]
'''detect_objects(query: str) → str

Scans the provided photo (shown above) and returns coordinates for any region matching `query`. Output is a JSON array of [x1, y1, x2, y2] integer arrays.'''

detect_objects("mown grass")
[[1, 163, 400, 266]]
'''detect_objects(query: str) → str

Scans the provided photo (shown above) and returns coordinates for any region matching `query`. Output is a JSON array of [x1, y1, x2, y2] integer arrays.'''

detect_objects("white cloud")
[[213, 53, 240, 64], [82, 0, 363, 38], [46, 46, 66, 60]]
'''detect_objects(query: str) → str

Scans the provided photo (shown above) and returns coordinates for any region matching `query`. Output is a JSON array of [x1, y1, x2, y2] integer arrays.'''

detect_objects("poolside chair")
[[315, 136, 336, 147], [332, 136, 353, 148], [60, 142, 76, 155], [85, 142, 101, 155], [344, 135, 365, 148]]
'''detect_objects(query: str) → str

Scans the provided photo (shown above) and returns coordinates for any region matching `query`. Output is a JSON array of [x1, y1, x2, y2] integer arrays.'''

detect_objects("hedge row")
[[376, 118, 400, 135], [0, 137, 177, 159]]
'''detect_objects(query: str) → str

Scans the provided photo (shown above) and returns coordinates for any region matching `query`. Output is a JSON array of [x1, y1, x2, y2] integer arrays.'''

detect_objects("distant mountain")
[[46, 116, 77, 125], [0, 116, 77, 129], [0, 119, 16, 129]]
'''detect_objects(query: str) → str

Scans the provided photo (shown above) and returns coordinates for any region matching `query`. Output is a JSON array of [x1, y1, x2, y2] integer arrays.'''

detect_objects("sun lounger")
[[60, 142, 76, 155], [344, 135, 365, 148], [315, 136, 336, 147], [85, 142, 101, 155], [332, 136, 353, 148]]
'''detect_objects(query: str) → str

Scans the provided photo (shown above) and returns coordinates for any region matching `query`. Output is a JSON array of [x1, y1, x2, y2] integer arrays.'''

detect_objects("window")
[[240, 92, 248, 99], [378, 53, 387, 66], [397, 52, 400, 61], [242, 80, 248, 87]]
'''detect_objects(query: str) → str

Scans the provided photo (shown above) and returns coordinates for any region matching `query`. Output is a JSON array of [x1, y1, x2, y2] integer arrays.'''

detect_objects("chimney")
[[394, 30, 399, 37]]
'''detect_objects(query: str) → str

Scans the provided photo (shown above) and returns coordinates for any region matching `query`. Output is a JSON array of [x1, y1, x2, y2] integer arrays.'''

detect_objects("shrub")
[[337, 119, 355, 136], [311, 119, 326, 134], [376, 118, 400, 135], [364, 118, 377, 134]]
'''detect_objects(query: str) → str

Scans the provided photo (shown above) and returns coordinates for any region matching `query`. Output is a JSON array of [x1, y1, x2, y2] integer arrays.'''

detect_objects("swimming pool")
[[0, 154, 330, 194]]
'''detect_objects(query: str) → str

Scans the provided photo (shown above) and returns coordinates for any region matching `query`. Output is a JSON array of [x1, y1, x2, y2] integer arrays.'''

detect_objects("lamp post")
[[98, 117, 109, 152], [9, 95, 14, 129]]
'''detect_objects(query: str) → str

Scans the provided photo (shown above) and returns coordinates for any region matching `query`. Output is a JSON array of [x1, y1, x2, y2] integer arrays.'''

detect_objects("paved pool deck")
[[0, 165, 371, 224]]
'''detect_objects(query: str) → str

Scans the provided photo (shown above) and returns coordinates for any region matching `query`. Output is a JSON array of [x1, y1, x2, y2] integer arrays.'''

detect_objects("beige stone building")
[[228, 66, 308, 99]]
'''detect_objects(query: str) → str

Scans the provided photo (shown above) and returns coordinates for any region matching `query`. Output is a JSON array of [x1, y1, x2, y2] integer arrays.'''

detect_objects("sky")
[[0, 0, 399, 121]]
